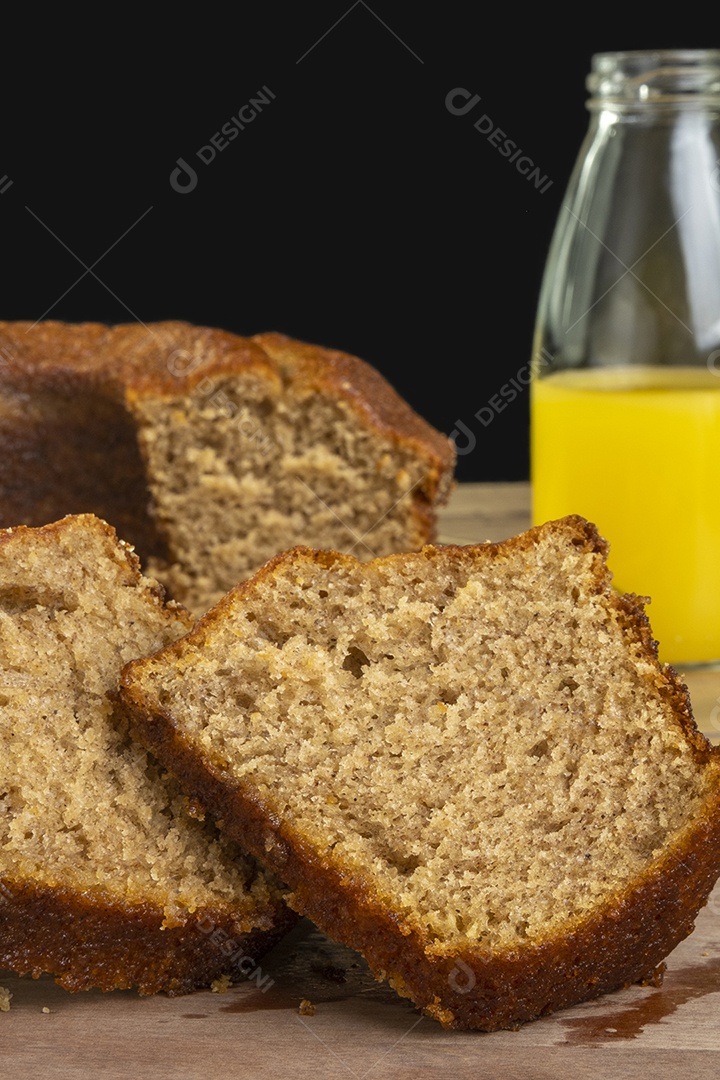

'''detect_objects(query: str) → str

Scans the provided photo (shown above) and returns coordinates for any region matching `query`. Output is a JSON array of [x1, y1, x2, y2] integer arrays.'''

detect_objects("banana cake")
[[119, 516, 720, 1028], [0, 320, 455, 615], [0, 514, 291, 995]]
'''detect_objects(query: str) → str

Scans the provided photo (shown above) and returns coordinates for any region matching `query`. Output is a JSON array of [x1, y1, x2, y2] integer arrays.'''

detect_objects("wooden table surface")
[[2, 482, 719, 1079]]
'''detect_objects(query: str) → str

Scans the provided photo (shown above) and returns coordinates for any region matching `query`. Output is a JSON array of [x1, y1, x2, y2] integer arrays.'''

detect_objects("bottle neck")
[[532, 49, 720, 376], [587, 50, 720, 114]]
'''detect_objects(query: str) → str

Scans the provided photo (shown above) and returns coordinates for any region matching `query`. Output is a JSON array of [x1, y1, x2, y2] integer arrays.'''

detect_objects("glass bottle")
[[531, 50, 720, 667]]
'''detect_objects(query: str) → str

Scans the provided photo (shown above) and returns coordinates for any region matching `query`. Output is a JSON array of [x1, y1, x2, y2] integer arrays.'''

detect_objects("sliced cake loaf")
[[0, 514, 291, 995], [0, 321, 455, 615], [120, 517, 720, 1029]]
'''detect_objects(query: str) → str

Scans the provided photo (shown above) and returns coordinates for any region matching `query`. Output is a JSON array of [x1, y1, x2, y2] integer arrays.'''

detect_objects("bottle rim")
[[587, 49, 720, 107]]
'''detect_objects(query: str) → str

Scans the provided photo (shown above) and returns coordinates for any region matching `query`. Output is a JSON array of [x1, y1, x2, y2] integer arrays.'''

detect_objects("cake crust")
[[0, 320, 275, 397], [0, 320, 455, 614], [114, 683, 720, 1023], [120, 520, 720, 1028], [0, 873, 291, 997], [119, 517, 720, 1029], [0, 513, 293, 995]]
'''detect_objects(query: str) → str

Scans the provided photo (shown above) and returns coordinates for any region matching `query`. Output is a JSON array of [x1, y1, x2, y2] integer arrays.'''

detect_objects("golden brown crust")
[[0, 319, 454, 498], [0, 319, 277, 552], [119, 517, 720, 1029], [0, 320, 275, 399], [120, 661, 720, 1026], [0, 512, 294, 995], [0, 320, 455, 586], [0, 321, 454, 478], [0, 875, 293, 995]]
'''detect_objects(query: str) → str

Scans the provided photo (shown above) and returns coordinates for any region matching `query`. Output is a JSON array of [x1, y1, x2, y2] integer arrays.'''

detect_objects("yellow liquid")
[[531, 367, 720, 666]]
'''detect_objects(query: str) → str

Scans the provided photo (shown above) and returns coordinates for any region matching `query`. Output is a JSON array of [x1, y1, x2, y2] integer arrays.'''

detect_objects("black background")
[[2, 6, 712, 481]]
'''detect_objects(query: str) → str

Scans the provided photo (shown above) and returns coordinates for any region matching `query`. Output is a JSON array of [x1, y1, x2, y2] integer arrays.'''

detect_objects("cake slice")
[[119, 517, 720, 1029], [0, 320, 455, 615], [0, 514, 292, 995]]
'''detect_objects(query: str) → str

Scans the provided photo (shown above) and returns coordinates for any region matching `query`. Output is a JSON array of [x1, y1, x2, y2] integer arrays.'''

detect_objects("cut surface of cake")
[[120, 517, 720, 1029], [0, 320, 455, 614], [0, 514, 291, 995]]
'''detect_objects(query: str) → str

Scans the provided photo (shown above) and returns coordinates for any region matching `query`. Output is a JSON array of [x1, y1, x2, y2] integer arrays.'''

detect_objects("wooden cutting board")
[[2, 483, 719, 1079]]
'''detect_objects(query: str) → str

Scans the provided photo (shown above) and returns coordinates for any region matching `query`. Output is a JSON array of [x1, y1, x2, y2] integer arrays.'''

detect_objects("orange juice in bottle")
[[531, 367, 720, 664], [531, 50, 720, 666]]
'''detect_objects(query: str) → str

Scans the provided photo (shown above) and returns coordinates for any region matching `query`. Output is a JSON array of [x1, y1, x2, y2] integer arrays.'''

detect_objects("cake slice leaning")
[[119, 517, 720, 1028], [0, 514, 292, 995]]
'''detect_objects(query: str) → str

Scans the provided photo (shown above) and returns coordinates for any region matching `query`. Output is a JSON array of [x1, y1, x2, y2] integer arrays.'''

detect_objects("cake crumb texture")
[[0, 321, 455, 615], [121, 516, 720, 1028], [0, 514, 291, 994]]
